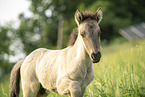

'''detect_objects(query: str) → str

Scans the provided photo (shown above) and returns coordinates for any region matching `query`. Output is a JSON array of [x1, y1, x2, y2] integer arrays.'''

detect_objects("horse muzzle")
[[91, 52, 101, 63]]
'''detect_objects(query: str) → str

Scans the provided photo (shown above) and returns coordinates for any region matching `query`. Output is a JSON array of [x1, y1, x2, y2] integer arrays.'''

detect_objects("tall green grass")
[[85, 39, 145, 97], [0, 39, 145, 97]]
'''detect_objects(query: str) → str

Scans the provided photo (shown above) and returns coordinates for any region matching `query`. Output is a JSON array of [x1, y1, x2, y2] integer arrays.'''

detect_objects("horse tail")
[[9, 60, 24, 97]]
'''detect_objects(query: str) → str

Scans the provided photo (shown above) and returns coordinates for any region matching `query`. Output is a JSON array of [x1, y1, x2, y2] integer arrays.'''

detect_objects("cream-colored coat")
[[21, 35, 94, 97]]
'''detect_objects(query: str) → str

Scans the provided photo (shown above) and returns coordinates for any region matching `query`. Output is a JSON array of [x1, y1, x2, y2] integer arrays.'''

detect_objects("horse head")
[[75, 8, 103, 63]]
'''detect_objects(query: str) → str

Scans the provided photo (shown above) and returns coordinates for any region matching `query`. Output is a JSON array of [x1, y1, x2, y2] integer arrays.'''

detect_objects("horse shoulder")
[[36, 49, 64, 90], [21, 48, 48, 78]]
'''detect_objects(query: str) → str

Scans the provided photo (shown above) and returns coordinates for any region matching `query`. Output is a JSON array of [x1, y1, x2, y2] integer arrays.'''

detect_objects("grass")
[[0, 39, 145, 97]]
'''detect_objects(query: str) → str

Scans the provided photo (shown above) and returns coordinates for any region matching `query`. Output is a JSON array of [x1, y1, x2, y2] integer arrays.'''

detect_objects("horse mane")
[[68, 27, 78, 46], [68, 11, 97, 46], [82, 11, 97, 21]]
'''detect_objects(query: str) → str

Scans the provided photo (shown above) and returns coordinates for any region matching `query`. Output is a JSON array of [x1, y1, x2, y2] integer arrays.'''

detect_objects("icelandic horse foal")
[[10, 8, 103, 97]]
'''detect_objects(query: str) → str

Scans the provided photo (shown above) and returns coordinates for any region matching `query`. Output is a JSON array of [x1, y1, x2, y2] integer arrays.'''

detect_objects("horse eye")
[[81, 32, 85, 37]]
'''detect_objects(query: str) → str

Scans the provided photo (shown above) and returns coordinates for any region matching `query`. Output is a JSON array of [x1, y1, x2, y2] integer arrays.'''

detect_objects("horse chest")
[[69, 72, 86, 83], [67, 63, 90, 82]]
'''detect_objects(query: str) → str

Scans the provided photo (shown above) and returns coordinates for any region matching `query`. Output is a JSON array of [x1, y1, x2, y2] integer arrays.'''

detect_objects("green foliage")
[[0, 25, 13, 76], [1, 0, 145, 56], [0, 0, 145, 90], [0, 39, 145, 96], [16, 0, 145, 50], [0, 1, 145, 96]]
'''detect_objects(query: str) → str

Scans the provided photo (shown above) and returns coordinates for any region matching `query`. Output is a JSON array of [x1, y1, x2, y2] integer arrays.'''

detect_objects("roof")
[[119, 22, 145, 41]]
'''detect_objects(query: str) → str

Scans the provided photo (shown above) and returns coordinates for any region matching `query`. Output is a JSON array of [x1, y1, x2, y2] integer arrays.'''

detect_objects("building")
[[119, 22, 145, 41]]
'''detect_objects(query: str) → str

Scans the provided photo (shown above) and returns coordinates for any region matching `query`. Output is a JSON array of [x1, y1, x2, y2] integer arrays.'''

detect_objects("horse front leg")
[[68, 81, 82, 97], [57, 78, 83, 97]]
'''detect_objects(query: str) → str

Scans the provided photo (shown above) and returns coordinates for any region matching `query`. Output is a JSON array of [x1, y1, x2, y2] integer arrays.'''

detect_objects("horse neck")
[[72, 34, 90, 61]]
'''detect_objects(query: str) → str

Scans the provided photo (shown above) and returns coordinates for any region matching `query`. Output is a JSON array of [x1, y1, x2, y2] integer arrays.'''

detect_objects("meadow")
[[0, 39, 145, 97]]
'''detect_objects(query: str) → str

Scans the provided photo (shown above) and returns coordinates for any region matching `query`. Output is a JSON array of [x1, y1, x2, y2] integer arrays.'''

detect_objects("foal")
[[10, 8, 103, 97]]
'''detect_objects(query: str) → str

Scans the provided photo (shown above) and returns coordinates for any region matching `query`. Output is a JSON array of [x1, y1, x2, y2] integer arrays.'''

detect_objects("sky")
[[0, 0, 32, 26]]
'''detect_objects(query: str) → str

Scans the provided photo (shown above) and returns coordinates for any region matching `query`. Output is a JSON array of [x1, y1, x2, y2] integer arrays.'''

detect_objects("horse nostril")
[[91, 53, 95, 60], [91, 52, 101, 60], [97, 52, 101, 58]]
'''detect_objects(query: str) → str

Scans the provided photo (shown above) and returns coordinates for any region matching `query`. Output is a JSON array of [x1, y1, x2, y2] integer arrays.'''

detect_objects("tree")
[[0, 25, 13, 76], [0, 0, 145, 77]]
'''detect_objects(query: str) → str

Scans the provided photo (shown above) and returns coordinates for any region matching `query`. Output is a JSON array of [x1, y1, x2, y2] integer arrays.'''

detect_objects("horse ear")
[[95, 8, 103, 24], [75, 10, 83, 25]]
